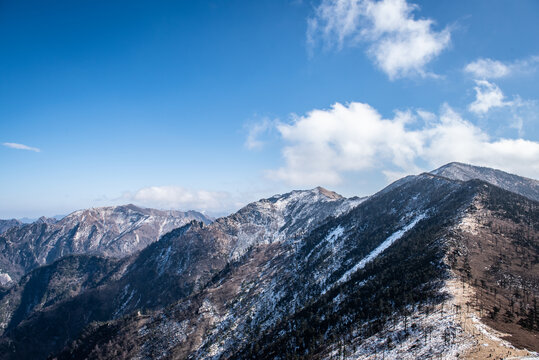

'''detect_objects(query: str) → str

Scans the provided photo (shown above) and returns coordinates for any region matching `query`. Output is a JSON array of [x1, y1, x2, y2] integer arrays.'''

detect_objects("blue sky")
[[1, 0, 538, 218]]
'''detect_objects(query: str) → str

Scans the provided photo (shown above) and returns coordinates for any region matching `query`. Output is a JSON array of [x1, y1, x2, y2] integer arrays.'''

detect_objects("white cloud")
[[2, 142, 41, 152], [269, 103, 423, 184], [468, 80, 512, 115], [307, 0, 451, 79], [269, 101, 539, 186], [464, 56, 539, 79], [123, 186, 231, 212], [421, 106, 539, 176], [464, 59, 510, 79]]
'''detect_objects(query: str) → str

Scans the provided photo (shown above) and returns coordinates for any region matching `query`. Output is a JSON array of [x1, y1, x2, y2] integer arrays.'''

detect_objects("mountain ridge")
[[0, 163, 537, 359], [430, 162, 539, 201], [46, 173, 538, 359]]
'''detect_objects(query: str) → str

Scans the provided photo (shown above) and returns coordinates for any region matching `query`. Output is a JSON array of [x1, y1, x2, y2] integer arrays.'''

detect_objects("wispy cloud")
[[2, 142, 41, 152], [267, 101, 539, 186], [245, 118, 274, 150], [307, 0, 451, 79], [464, 56, 539, 79]]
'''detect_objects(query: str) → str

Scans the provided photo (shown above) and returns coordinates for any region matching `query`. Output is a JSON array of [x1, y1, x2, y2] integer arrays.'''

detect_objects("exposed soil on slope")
[[448, 279, 534, 359], [448, 187, 539, 353]]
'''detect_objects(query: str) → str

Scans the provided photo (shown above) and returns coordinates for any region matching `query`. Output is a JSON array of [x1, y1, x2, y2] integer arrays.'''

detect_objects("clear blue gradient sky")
[[1, 0, 538, 218]]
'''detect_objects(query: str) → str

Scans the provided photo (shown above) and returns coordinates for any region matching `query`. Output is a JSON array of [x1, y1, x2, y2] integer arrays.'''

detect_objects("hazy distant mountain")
[[0, 164, 537, 360], [17, 215, 65, 224], [0, 204, 212, 282], [430, 162, 539, 201]]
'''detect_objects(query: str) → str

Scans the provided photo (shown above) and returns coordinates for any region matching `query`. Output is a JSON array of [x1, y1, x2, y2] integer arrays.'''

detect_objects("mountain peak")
[[431, 162, 494, 176], [430, 162, 539, 201], [314, 186, 343, 200]]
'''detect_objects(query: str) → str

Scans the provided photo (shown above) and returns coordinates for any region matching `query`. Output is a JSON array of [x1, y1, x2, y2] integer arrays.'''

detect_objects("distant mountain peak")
[[70, 203, 143, 215], [267, 187, 344, 204], [314, 186, 343, 200], [117, 203, 143, 211]]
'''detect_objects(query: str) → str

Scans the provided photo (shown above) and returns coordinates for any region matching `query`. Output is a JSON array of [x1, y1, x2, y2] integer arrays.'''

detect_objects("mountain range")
[[0, 162, 537, 359], [0, 205, 212, 283]]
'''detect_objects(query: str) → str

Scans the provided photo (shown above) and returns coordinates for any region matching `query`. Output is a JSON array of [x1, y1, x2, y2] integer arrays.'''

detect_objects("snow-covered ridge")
[[221, 187, 367, 259]]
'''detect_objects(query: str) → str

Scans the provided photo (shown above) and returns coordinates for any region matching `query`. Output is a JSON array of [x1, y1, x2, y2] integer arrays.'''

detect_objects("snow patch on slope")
[[336, 213, 427, 286], [325, 226, 344, 244], [342, 301, 474, 359], [157, 246, 172, 276], [0, 273, 12, 286]]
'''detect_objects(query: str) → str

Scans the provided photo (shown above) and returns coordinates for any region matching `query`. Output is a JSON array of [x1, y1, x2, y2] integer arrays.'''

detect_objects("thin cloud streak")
[[3, 142, 41, 152], [245, 118, 274, 150]]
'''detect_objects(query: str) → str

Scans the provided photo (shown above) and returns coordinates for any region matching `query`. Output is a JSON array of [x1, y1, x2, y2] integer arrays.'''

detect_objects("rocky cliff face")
[[0, 204, 212, 282]]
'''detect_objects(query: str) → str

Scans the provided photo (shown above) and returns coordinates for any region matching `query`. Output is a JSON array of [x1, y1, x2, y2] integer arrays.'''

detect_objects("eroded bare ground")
[[447, 279, 535, 360]]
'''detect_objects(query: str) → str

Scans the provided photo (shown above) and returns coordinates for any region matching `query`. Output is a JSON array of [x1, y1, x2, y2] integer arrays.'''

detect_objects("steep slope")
[[110, 187, 365, 318], [245, 180, 538, 359], [431, 162, 539, 201], [447, 184, 539, 352], [0, 205, 212, 282], [213, 187, 365, 257], [51, 175, 538, 360], [0, 188, 362, 359], [0, 255, 126, 340]]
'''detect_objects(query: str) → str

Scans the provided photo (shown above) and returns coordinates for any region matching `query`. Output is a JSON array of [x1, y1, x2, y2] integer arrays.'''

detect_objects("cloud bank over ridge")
[[268, 101, 539, 186]]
